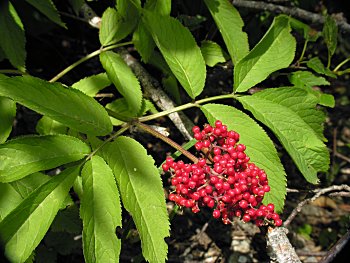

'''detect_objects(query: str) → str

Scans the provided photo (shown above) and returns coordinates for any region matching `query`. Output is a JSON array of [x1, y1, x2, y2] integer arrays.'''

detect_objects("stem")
[[0, 69, 27, 75], [334, 57, 350, 72], [297, 40, 308, 64], [138, 93, 236, 122], [135, 122, 198, 163], [327, 52, 332, 69], [49, 41, 133, 83]]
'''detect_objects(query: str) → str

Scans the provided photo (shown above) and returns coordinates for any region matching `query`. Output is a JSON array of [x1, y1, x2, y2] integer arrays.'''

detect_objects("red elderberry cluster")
[[162, 120, 282, 227]]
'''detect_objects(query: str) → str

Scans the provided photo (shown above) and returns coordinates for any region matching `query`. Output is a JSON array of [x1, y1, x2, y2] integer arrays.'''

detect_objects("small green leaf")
[[100, 51, 142, 115], [0, 166, 79, 263], [234, 15, 296, 93], [289, 71, 329, 87], [36, 116, 68, 135], [0, 75, 112, 135], [289, 17, 320, 42], [99, 8, 120, 46], [25, 0, 66, 28], [0, 96, 16, 143], [319, 93, 335, 108], [81, 156, 122, 263], [238, 88, 329, 184], [0, 135, 90, 183], [132, 22, 155, 63], [106, 98, 134, 125], [72, 73, 111, 97], [306, 57, 337, 78], [100, 136, 169, 263], [200, 40, 228, 67], [143, 11, 206, 99], [0, 1, 26, 70], [0, 183, 23, 221], [201, 104, 286, 212], [323, 15, 338, 57], [204, 0, 249, 64], [144, 0, 171, 16]]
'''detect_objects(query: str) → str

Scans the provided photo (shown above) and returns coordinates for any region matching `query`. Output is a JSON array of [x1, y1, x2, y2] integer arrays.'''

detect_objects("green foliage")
[[81, 156, 122, 263], [204, 0, 249, 65], [323, 15, 338, 59], [201, 104, 286, 212], [234, 15, 296, 93], [0, 166, 79, 262], [306, 57, 337, 78], [72, 73, 112, 97], [100, 136, 170, 263], [200, 40, 228, 67], [0, 96, 16, 143]]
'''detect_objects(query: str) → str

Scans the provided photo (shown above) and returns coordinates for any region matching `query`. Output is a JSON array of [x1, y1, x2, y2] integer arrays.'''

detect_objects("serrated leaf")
[[100, 136, 169, 263], [0, 75, 112, 135], [145, 0, 171, 16], [200, 40, 228, 67], [133, 22, 155, 63], [234, 15, 296, 93], [100, 51, 142, 115], [0, 166, 79, 263], [72, 73, 111, 97], [306, 57, 337, 78], [238, 88, 329, 183], [289, 71, 329, 87], [0, 135, 90, 183], [204, 0, 249, 65], [0, 1, 26, 70], [25, 0, 66, 28], [36, 116, 68, 135], [323, 15, 338, 57], [143, 11, 206, 99], [201, 104, 286, 212], [0, 96, 16, 143], [81, 156, 122, 263]]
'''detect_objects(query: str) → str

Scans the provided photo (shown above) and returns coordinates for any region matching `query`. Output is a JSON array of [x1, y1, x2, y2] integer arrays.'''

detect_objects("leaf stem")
[[333, 57, 350, 72], [134, 122, 199, 163], [297, 40, 308, 64], [49, 41, 133, 83], [138, 93, 236, 122]]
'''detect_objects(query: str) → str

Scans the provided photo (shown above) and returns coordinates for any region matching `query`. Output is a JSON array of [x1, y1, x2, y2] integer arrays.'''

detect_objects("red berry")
[[213, 210, 221, 218], [274, 219, 283, 227], [243, 214, 251, 222]]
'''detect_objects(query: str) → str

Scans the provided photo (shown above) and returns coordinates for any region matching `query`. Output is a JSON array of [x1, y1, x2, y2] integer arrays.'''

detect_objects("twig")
[[334, 152, 350, 163], [284, 184, 350, 227], [319, 228, 350, 263], [267, 227, 301, 263], [231, 0, 350, 33]]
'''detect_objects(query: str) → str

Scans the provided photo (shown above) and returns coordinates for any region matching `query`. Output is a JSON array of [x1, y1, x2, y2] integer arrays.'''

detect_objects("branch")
[[319, 228, 350, 263], [231, 0, 350, 33]]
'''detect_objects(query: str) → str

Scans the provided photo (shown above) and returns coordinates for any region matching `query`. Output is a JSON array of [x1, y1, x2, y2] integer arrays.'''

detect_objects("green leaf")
[[132, 22, 155, 63], [0, 1, 26, 70], [323, 15, 338, 57], [72, 73, 111, 97], [200, 40, 228, 67], [204, 0, 249, 64], [100, 136, 169, 263], [10, 172, 51, 199], [106, 98, 134, 125], [306, 57, 337, 78], [0, 135, 90, 183], [0, 96, 16, 143], [36, 116, 68, 135], [0, 183, 23, 221], [81, 156, 122, 263], [25, 0, 66, 28], [0, 166, 79, 263], [143, 11, 206, 99], [289, 17, 320, 42], [234, 15, 296, 93], [201, 104, 286, 212], [0, 75, 112, 135], [319, 93, 335, 108], [238, 88, 329, 184], [145, 0, 171, 16], [100, 51, 142, 115]]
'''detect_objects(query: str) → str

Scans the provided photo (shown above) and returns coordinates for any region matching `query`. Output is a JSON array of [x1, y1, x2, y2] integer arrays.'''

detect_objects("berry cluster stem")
[[134, 122, 199, 163]]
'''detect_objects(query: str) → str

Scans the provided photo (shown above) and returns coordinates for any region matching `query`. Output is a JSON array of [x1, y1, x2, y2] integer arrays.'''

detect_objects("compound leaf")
[[234, 15, 296, 93], [143, 11, 206, 99], [0, 96, 16, 143], [81, 156, 122, 263], [0, 135, 90, 183], [201, 104, 286, 212], [100, 51, 142, 115], [100, 136, 169, 263], [0, 75, 112, 136], [0, 166, 79, 263], [238, 88, 329, 184], [204, 0, 249, 65]]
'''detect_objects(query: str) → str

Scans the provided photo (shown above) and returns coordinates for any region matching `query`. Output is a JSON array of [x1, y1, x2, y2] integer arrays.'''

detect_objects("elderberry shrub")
[[162, 120, 282, 227]]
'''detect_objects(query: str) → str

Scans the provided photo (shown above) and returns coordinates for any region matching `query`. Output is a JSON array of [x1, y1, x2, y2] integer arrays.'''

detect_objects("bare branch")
[[319, 229, 350, 263]]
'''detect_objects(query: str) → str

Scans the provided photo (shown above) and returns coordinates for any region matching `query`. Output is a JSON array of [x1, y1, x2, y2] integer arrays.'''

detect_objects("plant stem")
[[297, 40, 308, 64], [134, 122, 199, 163], [138, 93, 236, 122], [327, 52, 332, 69], [0, 69, 27, 75], [49, 41, 133, 83], [334, 57, 350, 72]]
